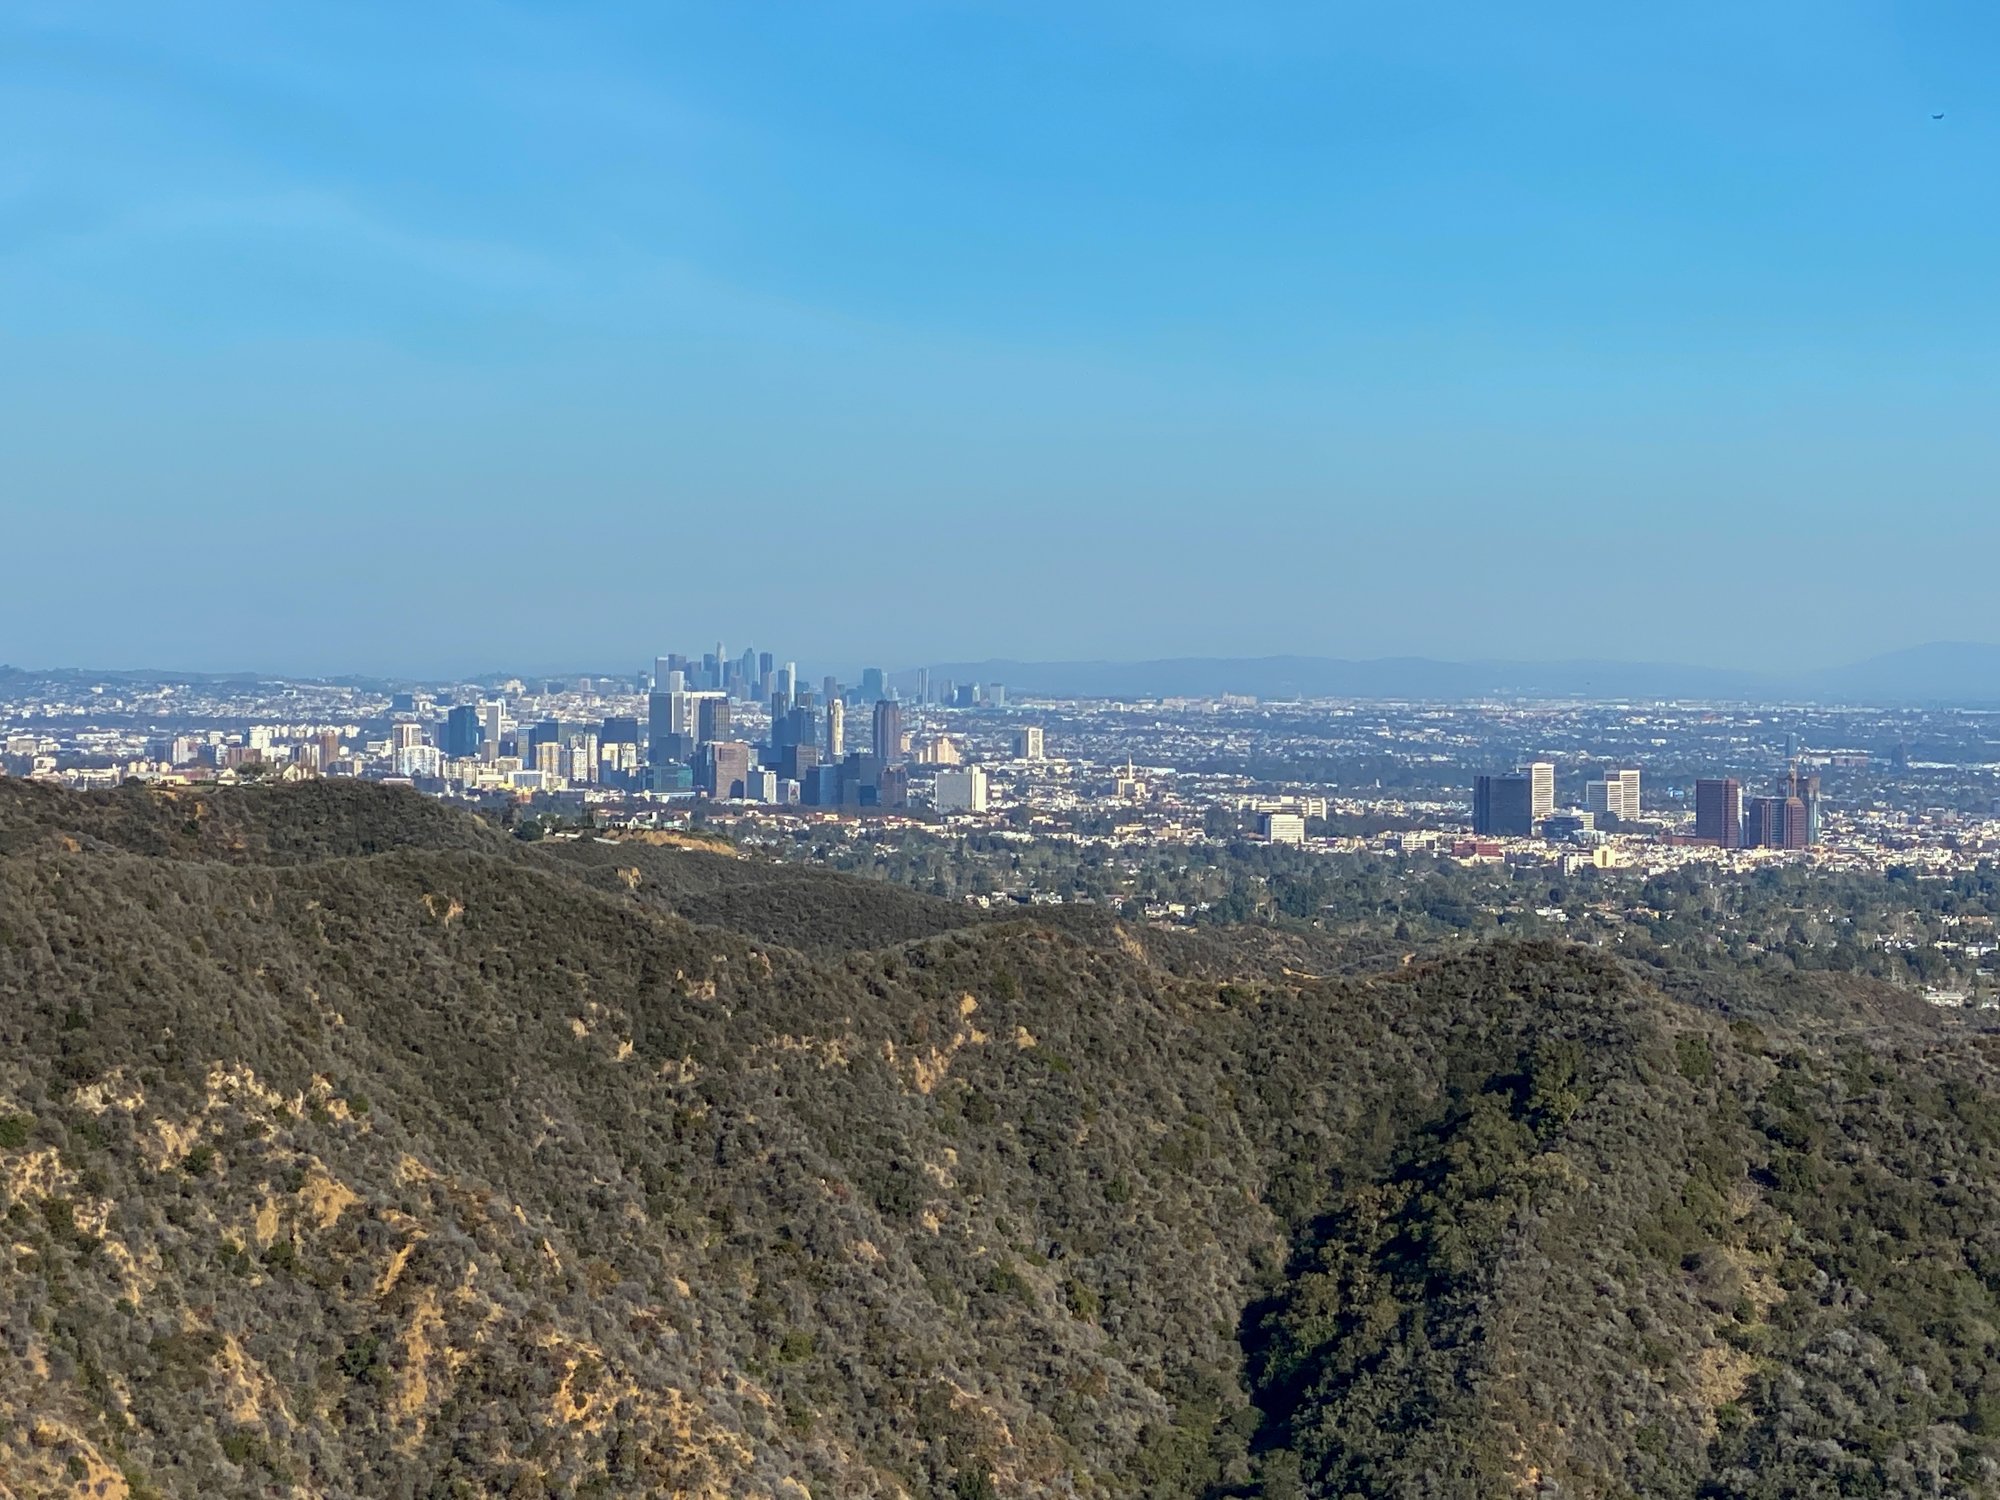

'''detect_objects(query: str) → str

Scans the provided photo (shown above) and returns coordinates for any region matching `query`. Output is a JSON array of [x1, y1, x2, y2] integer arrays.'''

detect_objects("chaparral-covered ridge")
[[6, 778, 2000, 1498]]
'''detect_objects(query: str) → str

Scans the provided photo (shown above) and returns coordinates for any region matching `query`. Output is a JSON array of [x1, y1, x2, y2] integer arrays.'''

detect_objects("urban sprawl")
[[9, 649, 2000, 955]]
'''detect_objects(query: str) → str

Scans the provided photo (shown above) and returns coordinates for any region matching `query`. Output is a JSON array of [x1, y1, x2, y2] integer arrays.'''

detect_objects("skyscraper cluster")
[[634, 647, 914, 807], [1473, 759, 1822, 850], [1585, 769, 1641, 824], [1475, 762, 1641, 838], [1695, 765, 1820, 850], [407, 649, 1032, 810]]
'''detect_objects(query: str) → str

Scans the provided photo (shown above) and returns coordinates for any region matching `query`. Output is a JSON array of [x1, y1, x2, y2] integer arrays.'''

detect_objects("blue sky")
[[2, 1, 1996, 677]]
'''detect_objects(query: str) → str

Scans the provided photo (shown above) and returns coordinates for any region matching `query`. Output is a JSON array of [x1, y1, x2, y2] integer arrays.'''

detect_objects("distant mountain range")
[[926, 642, 2000, 704], [10, 641, 2000, 704]]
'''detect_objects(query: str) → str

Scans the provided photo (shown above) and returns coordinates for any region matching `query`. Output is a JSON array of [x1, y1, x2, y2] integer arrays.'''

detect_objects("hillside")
[[536, 834, 995, 953], [5, 782, 2000, 1497], [0, 778, 508, 865]]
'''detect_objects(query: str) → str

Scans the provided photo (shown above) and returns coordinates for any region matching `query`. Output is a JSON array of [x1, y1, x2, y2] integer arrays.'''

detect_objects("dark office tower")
[[768, 701, 816, 764], [789, 704, 820, 756], [696, 695, 732, 747], [915, 666, 930, 704], [527, 719, 562, 760], [757, 649, 773, 683], [1695, 778, 1743, 848], [873, 698, 904, 766], [1745, 796, 1787, 850], [646, 690, 675, 766], [390, 691, 416, 713], [878, 764, 910, 810], [599, 715, 640, 746], [1473, 774, 1535, 837], [841, 752, 883, 808], [803, 763, 844, 807], [777, 662, 796, 704], [702, 652, 720, 690], [704, 740, 753, 800], [738, 647, 759, 699], [861, 666, 886, 701], [443, 705, 482, 759], [1781, 796, 1810, 850], [1787, 764, 1823, 845]]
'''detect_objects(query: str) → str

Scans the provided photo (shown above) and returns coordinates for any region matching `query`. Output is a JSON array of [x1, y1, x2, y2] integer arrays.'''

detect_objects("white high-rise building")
[[393, 745, 442, 778], [826, 698, 845, 761], [1013, 726, 1046, 761], [934, 766, 989, 814], [1259, 811, 1307, 845], [1527, 761, 1555, 821], [1585, 770, 1643, 822]]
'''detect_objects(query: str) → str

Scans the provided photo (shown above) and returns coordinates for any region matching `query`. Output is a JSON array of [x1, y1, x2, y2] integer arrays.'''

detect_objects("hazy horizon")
[[8, 637, 2000, 688]]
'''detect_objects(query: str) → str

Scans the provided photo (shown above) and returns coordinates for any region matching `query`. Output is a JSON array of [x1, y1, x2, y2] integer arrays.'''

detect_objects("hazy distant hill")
[[1800, 641, 2000, 702], [13, 642, 2000, 704], [928, 642, 2000, 704], [8, 782, 2000, 1496]]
